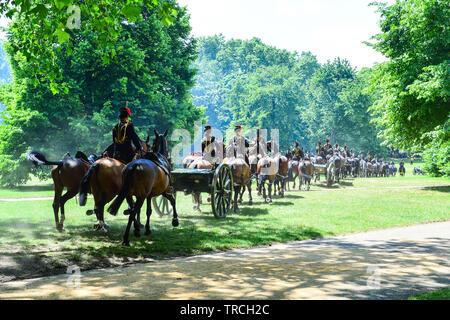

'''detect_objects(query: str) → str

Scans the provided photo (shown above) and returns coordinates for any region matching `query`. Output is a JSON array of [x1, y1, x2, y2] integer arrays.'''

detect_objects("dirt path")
[[1, 221, 448, 300]]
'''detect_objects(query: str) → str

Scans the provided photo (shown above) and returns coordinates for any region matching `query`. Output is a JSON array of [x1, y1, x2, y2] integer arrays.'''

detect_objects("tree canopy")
[[192, 36, 385, 154], [0, 0, 178, 92], [0, 3, 202, 186], [368, 0, 449, 148]]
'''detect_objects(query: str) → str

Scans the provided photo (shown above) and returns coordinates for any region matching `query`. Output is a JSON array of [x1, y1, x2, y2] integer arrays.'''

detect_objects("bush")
[[422, 127, 450, 177]]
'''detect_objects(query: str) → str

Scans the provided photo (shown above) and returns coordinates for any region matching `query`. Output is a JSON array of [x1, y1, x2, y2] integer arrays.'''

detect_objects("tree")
[[0, 4, 202, 186], [0, 0, 178, 92], [367, 0, 450, 148]]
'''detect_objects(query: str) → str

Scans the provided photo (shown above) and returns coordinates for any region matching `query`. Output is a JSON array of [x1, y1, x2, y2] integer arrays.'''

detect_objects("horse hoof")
[[134, 230, 141, 238], [172, 219, 179, 227], [145, 230, 151, 236], [86, 210, 94, 216], [122, 240, 130, 246], [248, 201, 253, 206]]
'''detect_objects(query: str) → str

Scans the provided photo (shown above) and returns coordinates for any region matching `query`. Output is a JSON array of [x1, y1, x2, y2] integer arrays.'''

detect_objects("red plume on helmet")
[[125, 101, 131, 116], [295, 141, 299, 147]]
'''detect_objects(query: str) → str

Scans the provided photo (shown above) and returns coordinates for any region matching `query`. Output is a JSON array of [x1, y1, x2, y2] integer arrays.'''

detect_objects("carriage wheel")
[[211, 164, 233, 219], [152, 193, 176, 218]]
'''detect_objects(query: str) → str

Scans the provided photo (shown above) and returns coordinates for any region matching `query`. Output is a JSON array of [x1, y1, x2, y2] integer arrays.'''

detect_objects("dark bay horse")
[[78, 137, 151, 232], [27, 151, 94, 232], [107, 130, 178, 246], [299, 158, 314, 191]]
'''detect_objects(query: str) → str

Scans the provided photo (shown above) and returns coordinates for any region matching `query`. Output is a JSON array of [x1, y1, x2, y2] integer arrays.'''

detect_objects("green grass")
[[0, 161, 449, 281], [409, 288, 450, 300]]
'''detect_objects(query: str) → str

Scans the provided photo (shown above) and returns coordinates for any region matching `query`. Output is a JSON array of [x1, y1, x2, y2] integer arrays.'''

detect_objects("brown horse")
[[286, 159, 300, 190], [299, 159, 314, 191], [274, 155, 289, 197], [108, 130, 178, 246], [27, 151, 93, 232], [223, 142, 252, 211], [188, 158, 213, 211], [257, 156, 278, 203], [78, 138, 151, 232]]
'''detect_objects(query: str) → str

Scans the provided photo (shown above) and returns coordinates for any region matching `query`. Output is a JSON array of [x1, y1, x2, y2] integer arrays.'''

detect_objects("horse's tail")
[[79, 163, 99, 207], [108, 162, 138, 216], [26, 151, 63, 167]]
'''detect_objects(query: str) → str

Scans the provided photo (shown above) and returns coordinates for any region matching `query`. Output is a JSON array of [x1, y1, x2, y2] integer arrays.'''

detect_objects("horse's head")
[[152, 129, 169, 158]]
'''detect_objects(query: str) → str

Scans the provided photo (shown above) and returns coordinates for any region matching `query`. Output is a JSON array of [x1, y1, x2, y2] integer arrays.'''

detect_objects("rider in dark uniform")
[[106, 105, 142, 164], [201, 125, 216, 158], [324, 138, 331, 154], [292, 141, 304, 161], [230, 125, 250, 165]]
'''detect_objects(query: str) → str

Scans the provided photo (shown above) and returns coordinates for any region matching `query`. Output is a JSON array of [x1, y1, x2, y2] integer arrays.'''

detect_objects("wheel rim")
[[152, 194, 175, 218], [212, 164, 233, 218]]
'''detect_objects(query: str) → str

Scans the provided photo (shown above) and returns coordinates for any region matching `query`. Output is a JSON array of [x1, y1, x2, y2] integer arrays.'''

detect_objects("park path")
[[0, 221, 449, 300]]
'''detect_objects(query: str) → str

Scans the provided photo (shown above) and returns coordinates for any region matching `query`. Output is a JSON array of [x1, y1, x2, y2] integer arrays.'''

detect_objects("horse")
[[188, 158, 213, 212], [326, 153, 341, 185], [299, 158, 314, 191], [182, 153, 203, 169], [274, 155, 289, 197], [108, 129, 177, 246], [223, 141, 252, 211], [78, 137, 151, 232], [286, 159, 300, 189], [257, 153, 282, 203], [26, 151, 95, 232]]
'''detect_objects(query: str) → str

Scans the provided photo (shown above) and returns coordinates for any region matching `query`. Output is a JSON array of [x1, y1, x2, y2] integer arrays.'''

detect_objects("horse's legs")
[[247, 181, 253, 205], [133, 198, 145, 238], [123, 196, 135, 216], [52, 174, 63, 232], [192, 192, 201, 211], [58, 189, 77, 231], [238, 185, 244, 203], [93, 199, 107, 232], [233, 185, 241, 212], [123, 197, 144, 245], [268, 182, 273, 203], [145, 197, 153, 236], [163, 192, 179, 227]]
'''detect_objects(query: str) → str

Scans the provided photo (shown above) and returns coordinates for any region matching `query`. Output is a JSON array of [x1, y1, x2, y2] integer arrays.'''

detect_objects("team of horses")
[[27, 132, 401, 246], [285, 148, 399, 190]]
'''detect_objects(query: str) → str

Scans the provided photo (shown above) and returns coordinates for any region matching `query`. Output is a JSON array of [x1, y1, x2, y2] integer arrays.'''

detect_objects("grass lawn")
[[409, 288, 450, 300], [0, 160, 449, 282]]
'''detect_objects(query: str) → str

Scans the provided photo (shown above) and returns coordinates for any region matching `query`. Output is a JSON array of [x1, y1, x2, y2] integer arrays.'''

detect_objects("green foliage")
[[193, 36, 385, 153], [368, 0, 450, 149], [422, 121, 450, 177], [0, 0, 178, 91], [0, 4, 202, 186]]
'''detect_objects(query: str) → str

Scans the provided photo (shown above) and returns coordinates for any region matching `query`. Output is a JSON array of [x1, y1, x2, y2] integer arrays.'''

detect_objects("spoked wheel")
[[152, 193, 176, 218], [211, 164, 233, 219]]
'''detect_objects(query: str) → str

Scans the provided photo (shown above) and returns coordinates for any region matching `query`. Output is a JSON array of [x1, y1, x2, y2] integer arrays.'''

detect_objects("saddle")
[[144, 152, 171, 176]]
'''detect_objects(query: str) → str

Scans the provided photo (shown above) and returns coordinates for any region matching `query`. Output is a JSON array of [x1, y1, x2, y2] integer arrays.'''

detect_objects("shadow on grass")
[[0, 213, 324, 282], [422, 186, 450, 193], [1, 184, 54, 193]]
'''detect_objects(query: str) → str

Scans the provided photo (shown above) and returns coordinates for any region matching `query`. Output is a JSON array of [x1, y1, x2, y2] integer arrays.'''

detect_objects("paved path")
[[1, 221, 449, 300]]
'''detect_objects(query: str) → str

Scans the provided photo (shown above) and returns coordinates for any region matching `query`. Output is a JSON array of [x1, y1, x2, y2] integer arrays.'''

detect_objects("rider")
[[292, 141, 304, 161], [367, 152, 372, 162], [316, 141, 323, 156], [324, 138, 331, 154], [109, 104, 142, 164], [344, 144, 350, 157], [229, 125, 250, 165], [334, 142, 340, 153], [201, 125, 216, 157], [201, 125, 219, 165]]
